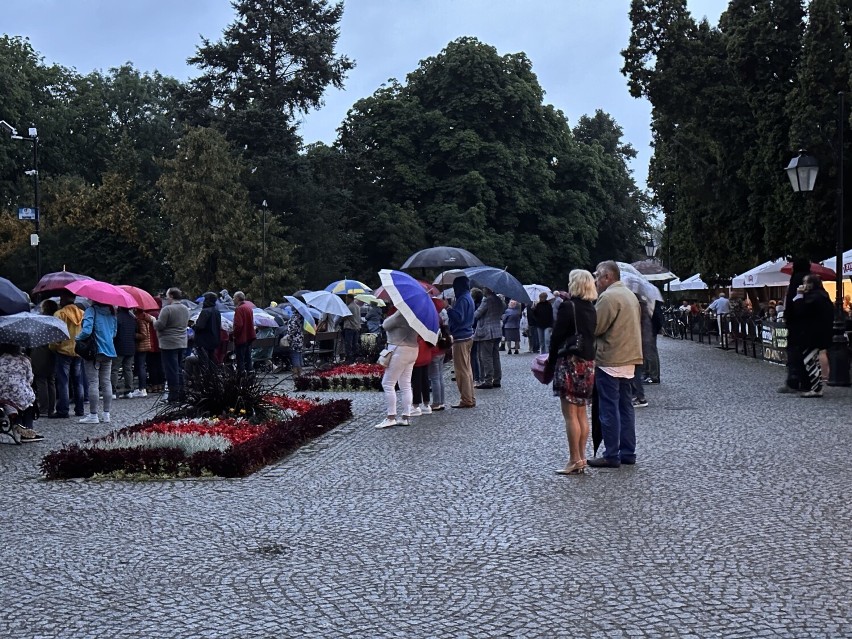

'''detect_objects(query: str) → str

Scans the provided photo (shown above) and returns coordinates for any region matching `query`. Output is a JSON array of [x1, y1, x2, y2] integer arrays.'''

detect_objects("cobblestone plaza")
[[2, 339, 850, 638]]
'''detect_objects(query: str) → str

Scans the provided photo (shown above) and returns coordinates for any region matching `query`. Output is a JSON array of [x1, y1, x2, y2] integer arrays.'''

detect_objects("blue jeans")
[[235, 342, 253, 374], [537, 327, 552, 354], [528, 325, 540, 352], [595, 367, 636, 463], [428, 354, 445, 406], [55, 354, 84, 416], [161, 348, 185, 402], [632, 364, 645, 401]]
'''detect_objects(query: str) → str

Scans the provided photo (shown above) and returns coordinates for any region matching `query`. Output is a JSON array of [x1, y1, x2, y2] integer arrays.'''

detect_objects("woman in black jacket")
[[547, 270, 598, 475], [786, 275, 834, 397]]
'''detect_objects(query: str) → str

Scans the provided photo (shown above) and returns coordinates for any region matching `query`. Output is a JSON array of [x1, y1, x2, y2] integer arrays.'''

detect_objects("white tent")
[[672, 273, 709, 291], [821, 249, 852, 277], [665, 277, 681, 293], [732, 259, 790, 288]]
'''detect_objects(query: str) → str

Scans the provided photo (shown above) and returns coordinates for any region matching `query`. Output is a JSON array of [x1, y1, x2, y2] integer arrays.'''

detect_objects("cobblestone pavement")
[[2, 339, 850, 638]]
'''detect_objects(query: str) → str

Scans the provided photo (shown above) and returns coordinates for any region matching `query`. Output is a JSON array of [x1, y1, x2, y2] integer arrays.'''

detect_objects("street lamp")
[[784, 92, 850, 387], [644, 237, 659, 259], [261, 199, 268, 308], [2, 120, 41, 282]]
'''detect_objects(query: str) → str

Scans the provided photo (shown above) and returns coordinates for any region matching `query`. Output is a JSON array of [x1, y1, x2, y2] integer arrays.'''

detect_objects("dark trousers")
[[477, 338, 502, 384], [235, 342, 253, 374], [35, 375, 56, 416], [134, 351, 148, 390], [343, 328, 359, 362], [161, 348, 185, 402], [147, 352, 164, 386], [595, 367, 636, 463], [412, 365, 431, 405], [55, 354, 84, 416]]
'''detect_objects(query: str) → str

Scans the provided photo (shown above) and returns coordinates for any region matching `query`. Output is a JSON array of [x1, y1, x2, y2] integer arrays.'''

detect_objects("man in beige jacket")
[[588, 261, 643, 468]]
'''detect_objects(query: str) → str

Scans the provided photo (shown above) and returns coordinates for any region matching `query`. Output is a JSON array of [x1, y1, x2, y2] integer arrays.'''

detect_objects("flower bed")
[[294, 363, 384, 392], [40, 394, 352, 480]]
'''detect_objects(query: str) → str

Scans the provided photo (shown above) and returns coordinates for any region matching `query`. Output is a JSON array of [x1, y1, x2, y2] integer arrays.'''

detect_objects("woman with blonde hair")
[[547, 269, 598, 474]]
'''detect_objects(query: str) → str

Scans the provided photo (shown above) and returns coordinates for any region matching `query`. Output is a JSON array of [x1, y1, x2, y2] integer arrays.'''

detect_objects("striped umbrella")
[[324, 279, 373, 295]]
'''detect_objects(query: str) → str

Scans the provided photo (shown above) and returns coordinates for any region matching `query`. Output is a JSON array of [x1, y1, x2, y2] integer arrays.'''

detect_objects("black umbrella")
[[0, 312, 69, 348], [400, 246, 485, 269], [0, 278, 30, 315]]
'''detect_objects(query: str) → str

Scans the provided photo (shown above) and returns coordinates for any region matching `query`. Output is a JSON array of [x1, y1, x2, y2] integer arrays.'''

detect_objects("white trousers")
[[381, 344, 418, 417]]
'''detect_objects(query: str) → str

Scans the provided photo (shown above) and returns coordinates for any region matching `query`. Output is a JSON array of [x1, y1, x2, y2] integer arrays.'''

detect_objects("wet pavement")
[[1, 338, 850, 638]]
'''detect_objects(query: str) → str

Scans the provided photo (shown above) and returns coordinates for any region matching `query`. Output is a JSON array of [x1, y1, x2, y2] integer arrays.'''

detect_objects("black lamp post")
[[785, 93, 850, 387], [644, 237, 659, 260], [2, 120, 41, 281], [261, 199, 268, 308]]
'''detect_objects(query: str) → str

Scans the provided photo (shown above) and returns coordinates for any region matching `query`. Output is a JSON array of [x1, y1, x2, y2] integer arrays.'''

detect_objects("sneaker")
[[102, 412, 111, 423], [120, 392, 132, 399], [431, 404, 445, 411], [632, 398, 649, 408], [18, 428, 45, 442], [397, 416, 411, 426], [374, 417, 396, 429], [420, 404, 432, 415], [79, 413, 99, 424], [408, 407, 422, 417], [800, 390, 823, 398], [128, 389, 148, 398]]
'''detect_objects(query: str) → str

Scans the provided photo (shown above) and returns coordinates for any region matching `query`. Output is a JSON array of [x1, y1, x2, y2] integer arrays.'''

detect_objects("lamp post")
[[784, 92, 850, 387], [261, 199, 268, 308], [1, 120, 40, 281], [644, 237, 659, 260]]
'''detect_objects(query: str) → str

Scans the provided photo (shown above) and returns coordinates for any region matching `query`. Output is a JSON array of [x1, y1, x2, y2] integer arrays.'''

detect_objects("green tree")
[[157, 127, 298, 299]]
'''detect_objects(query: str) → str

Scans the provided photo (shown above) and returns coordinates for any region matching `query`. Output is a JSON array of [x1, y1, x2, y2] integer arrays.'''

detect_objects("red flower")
[[140, 418, 270, 445], [313, 363, 383, 378], [263, 395, 319, 414]]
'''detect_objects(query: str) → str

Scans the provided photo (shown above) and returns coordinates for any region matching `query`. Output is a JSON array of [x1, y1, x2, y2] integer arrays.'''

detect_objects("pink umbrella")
[[65, 280, 137, 308], [117, 285, 159, 311]]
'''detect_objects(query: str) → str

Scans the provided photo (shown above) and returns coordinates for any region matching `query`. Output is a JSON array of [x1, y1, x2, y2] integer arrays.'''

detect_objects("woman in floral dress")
[[0, 344, 44, 441], [287, 310, 305, 377]]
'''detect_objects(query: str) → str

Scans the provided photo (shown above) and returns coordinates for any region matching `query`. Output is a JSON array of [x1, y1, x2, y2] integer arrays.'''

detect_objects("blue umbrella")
[[283, 296, 318, 334], [0, 277, 30, 315], [377, 269, 439, 344], [464, 266, 532, 305], [325, 279, 372, 295]]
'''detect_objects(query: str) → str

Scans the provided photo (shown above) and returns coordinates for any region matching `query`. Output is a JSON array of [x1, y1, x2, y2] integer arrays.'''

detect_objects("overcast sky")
[[5, 0, 728, 189]]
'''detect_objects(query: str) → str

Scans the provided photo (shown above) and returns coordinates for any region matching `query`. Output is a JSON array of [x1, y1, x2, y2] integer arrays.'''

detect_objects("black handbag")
[[74, 334, 98, 361], [557, 301, 584, 358]]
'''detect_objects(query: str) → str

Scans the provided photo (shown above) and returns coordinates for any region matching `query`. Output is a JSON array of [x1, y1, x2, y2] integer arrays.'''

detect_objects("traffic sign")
[[18, 207, 38, 220]]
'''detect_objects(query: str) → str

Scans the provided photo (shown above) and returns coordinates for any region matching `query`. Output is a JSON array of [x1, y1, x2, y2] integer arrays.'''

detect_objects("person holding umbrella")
[[50, 292, 86, 418], [77, 301, 118, 424], [473, 287, 506, 389], [375, 306, 419, 429], [446, 275, 476, 408]]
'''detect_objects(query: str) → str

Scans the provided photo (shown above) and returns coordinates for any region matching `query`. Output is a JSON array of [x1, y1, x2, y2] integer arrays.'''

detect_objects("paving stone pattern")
[[1, 340, 850, 638]]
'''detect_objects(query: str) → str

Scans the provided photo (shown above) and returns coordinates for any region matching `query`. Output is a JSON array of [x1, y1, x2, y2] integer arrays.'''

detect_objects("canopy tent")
[[665, 277, 681, 294], [673, 273, 709, 291], [731, 259, 790, 288], [821, 249, 852, 277]]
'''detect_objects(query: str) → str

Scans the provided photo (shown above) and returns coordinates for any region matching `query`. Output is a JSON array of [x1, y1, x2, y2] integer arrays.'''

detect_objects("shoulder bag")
[[557, 301, 584, 358], [75, 333, 98, 361]]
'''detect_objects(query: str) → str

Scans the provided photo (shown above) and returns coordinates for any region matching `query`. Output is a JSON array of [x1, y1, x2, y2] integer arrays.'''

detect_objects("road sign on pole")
[[18, 207, 37, 220]]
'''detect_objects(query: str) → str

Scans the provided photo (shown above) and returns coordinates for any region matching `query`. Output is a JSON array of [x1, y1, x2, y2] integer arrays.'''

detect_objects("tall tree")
[[157, 127, 297, 298]]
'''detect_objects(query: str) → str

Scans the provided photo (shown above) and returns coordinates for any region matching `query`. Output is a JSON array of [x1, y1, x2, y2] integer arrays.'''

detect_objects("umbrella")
[[0, 312, 69, 348], [400, 246, 485, 269], [302, 290, 353, 316], [630, 259, 678, 283], [432, 269, 467, 286], [620, 272, 663, 303], [780, 261, 836, 281], [221, 309, 279, 329], [523, 284, 554, 302], [355, 293, 386, 307], [378, 269, 439, 344], [0, 278, 31, 315], [65, 280, 137, 308], [283, 295, 318, 334], [464, 266, 532, 304], [32, 270, 93, 295], [325, 279, 372, 295], [374, 280, 440, 302], [616, 262, 644, 278], [117, 285, 159, 310], [177, 298, 200, 311]]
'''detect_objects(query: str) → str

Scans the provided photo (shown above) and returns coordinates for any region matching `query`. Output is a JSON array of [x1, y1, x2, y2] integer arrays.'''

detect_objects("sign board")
[[761, 320, 787, 365], [18, 207, 37, 220]]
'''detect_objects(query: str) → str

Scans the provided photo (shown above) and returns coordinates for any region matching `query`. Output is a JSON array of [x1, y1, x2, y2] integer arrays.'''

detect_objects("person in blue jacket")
[[447, 275, 476, 408], [77, 302, 117, 424]]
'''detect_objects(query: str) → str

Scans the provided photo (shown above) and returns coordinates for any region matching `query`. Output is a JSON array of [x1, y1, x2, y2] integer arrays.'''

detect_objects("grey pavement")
[[1, 339, 850, 638]]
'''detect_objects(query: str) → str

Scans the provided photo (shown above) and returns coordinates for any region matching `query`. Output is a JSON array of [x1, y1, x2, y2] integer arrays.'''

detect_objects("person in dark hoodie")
[[194, 292, 222, 368], [785, 274, 834, 397], [778, 257, 812, 393], [111, 307, 137, 398], [447, 275, 476, 408]]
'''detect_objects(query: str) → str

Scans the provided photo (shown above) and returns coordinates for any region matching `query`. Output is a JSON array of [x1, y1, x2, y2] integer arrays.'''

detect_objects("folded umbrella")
[[324, 279, 372, 295], [65, 280, 137, 308], [464, 266, 532, 304], [117, 285, 159, 311], [302, 290, 353, 317], [32, 270, 93, 295], [0, 277, 31, 315], [0, 312, 69, 348], [377, 269, 439, 344], [283, 296, 318, 334]]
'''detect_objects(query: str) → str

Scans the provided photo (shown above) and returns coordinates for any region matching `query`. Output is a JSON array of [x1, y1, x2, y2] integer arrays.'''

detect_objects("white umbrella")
[[620, 273, 663, 304], [523, 284, 553, 301], [302, 290, 353, 317], [433, 269, 467, 286]]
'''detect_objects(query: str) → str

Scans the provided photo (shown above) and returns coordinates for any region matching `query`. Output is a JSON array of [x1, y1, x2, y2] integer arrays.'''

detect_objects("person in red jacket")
[[410, 336, 434, 416], [232, 291, 256, 374]]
